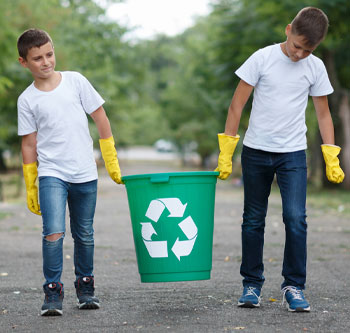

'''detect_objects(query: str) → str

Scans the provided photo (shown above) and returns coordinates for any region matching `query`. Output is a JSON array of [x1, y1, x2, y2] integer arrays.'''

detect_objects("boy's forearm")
[[224, 80, 253, 136], [21, 133, 38, 164], [224, 104, 242, 136], [313, 96, 335, 145], [90, 106, 113, 139], [318, 114, 335, 145], [96, 118, 113, 139]]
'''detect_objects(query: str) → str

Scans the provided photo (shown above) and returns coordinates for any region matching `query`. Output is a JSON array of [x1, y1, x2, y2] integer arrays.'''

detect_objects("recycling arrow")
[[140, 222, 157, 240], [145, 198, 187, 222], [143, 240, 168, 258], [171, 216, 198, 260], [171, 236, 197, 261], [141, 198, 198, 261], [178, 216, 197, 239]]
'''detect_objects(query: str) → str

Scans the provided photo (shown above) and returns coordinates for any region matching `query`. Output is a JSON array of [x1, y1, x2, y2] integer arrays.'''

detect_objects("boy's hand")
[[215, 133, 240, 180], [321, 144, 345, 183], [99, 136, 124, 184], [22, 162, 41, 215]]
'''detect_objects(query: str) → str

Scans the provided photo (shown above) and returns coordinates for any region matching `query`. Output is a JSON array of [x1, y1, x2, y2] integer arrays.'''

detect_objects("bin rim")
[[122, 171, 219, 182]]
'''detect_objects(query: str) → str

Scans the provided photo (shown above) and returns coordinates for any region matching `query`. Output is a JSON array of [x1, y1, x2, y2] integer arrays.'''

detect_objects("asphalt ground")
[[0, 160, 349, 332]]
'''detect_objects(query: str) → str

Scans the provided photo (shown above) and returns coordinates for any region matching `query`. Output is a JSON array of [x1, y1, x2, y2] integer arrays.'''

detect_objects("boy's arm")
[[90, 106, 123, 184], [225, 80, 254, 136], [90, 106, 113, 139], [21, 132, 41, 215], [313, 96, 335, 144], [215, 80, 253, 180], [22, 132, 38, 163], [313, 96, 345, 183]]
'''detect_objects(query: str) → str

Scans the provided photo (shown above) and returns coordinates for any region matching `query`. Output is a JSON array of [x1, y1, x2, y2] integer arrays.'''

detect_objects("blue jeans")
[[39, 177, 97, 286], [240, 146, 307, 290]]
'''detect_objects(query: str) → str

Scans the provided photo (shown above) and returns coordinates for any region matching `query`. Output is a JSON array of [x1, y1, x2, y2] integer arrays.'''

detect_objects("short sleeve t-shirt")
[[18, 71, 105, 182], [235, 44, 333, 152]]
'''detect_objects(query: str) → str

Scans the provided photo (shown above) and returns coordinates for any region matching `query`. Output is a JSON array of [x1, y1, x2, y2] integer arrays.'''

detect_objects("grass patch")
[[9, 226, 20, 232], [0, 211, 12, 220], [0, 172, 24, 202], [306, 188, 350, 216]]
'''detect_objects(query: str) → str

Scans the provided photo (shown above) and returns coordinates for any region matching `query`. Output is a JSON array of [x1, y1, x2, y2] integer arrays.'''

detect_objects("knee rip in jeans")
[[44, 233, 65, 242]]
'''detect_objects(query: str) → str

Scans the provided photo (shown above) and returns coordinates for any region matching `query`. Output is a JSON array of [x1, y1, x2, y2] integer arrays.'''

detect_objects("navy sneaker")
[[75, 276, 100, 309], [41, 282, 64, 316], [237, 286, 261, 308], [282, 286, 310, 312]]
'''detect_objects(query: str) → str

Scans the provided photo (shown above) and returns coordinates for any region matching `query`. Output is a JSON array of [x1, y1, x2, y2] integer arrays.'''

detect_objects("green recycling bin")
[[122, 171, 219, 283]]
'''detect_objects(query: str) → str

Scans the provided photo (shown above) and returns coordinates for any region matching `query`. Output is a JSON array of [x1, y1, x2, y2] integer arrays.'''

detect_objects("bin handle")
[[150, 175, 170, 183]]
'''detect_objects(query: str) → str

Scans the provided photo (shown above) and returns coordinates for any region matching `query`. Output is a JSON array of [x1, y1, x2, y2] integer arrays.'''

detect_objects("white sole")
[[41, 308, 63, 316], [287, 304, 310, 312]]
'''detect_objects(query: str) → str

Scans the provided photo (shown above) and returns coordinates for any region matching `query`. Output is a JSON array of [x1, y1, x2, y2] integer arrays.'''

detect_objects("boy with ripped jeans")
[[17, 28, 123, 316]]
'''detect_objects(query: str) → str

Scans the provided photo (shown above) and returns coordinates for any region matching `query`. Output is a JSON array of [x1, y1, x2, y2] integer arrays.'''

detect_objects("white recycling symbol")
[[140, 198, 198, 261]]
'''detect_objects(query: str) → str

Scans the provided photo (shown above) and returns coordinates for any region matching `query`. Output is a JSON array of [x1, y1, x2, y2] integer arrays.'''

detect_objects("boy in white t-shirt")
[[215, 7, 344, 312], [17, 29, 124, 316]]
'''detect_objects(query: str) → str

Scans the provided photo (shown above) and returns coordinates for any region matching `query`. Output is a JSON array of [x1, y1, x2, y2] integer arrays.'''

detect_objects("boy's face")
[[283, 24, 318, 62], [19, 42, 56, 80]]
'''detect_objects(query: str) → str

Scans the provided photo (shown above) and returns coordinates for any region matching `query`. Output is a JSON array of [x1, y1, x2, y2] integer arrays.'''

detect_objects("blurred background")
[[0, 0, 349, 205]]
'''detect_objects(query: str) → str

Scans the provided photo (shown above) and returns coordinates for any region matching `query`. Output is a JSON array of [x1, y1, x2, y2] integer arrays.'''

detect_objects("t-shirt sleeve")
[[309, 60, 334, 96], [76, 72, 105, 114], [235, 49, 263, 86], [17, 96, 37, 136]]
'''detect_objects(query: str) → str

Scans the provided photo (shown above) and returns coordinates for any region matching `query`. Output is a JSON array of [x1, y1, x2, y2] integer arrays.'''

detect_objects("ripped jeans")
[[39, 177, 97, 286]]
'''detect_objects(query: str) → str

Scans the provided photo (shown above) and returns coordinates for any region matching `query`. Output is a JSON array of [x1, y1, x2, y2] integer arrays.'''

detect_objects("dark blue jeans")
[[240, 145, 307, 290], [39, 177, 97, 286]]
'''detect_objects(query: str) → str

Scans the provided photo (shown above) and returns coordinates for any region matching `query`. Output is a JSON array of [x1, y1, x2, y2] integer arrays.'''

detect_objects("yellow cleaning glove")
[[321, 144, 345, 184], [23, 162, 41, 215], [99, 136, 123, 184], [215, 133, 240, 180]]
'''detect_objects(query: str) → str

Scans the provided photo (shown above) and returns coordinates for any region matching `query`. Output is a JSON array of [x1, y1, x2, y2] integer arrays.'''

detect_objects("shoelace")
[[45, 286, 61, 302], [281, 286, 302, 305], [47, 293, 60, 302], [78, 279, 94, 296], [244, 286, 261, 301]]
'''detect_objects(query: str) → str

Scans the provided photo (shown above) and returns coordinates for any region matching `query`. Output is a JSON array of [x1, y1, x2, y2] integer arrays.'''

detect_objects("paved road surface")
[[1, 160, 349, 332]]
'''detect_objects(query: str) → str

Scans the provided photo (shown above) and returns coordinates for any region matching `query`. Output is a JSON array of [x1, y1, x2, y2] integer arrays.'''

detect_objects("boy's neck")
[[33, 71, 61, 92]]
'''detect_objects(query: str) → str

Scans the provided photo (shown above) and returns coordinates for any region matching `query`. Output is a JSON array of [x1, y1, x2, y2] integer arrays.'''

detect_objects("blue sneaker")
[[75, 276, 100, 309], [282, 286, 310, 312], [41, 282, 64, 316], [237, 286, 261, 308]]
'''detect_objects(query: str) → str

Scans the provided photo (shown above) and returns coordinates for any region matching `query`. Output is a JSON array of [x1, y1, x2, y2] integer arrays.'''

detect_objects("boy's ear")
[[18, 57, 28, 68], [285, 24, 292, 36]]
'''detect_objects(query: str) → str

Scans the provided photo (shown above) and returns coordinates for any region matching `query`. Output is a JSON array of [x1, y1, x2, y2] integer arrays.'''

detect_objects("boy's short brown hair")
[[291, 7, 329, 47], [17, 28, 53, 60]]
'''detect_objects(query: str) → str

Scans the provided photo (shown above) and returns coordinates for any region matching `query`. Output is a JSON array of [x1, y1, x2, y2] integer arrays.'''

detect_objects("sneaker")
[[282, 286, 310, 312], [237, 286, 261, 308], [41, 282, 64, 316], [75, 276, 100, 309]]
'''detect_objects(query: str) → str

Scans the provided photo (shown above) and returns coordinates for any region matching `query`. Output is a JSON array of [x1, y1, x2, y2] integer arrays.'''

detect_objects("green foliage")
[[0, 0, 348, 182]]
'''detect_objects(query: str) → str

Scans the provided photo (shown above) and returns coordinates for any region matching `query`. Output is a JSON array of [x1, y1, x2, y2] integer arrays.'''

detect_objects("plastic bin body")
[[123, 172, 219, 283]]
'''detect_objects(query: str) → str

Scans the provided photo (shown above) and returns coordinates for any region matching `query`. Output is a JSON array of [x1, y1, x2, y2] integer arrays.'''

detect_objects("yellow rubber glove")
[[215, 133, 240, 180], [22, 162, 41, 215], [99, 136, 124, 184], [321, 144, 345, 184]]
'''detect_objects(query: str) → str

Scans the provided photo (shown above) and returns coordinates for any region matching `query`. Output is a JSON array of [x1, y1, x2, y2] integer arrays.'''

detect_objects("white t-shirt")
[[235, 43, 333, 152], [18, 71, 105, 182]]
